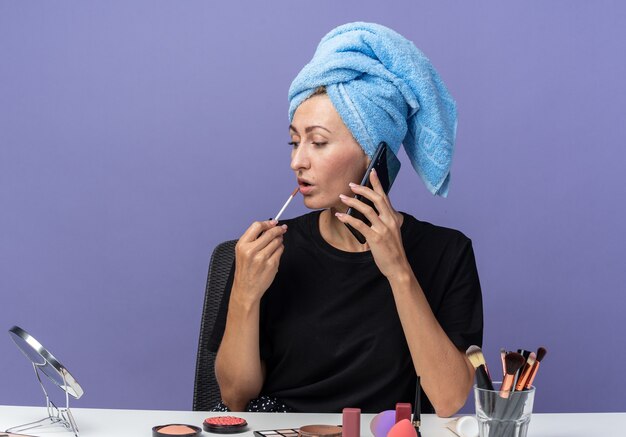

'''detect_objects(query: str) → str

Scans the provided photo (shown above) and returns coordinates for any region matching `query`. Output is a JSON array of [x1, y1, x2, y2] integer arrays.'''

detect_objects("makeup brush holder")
[[474, 382, 535, 437]]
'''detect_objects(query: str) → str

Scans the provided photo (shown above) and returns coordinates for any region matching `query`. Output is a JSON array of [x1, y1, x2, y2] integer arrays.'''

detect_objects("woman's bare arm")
[[214, 220, 286, 411], [336, 171, 475, 417]]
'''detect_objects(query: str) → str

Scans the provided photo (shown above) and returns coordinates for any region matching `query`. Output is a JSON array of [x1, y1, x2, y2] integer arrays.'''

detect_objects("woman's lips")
[[298, 181, 314, 195]]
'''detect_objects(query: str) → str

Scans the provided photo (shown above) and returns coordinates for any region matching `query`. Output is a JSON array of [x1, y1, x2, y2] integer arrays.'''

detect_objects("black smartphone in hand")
[[345, 141, 401, 244]]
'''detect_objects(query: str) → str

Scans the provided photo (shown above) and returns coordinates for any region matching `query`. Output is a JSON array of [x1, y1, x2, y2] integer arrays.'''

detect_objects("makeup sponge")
[[370, 410, 395, 437], [387, 419, 417, 437]]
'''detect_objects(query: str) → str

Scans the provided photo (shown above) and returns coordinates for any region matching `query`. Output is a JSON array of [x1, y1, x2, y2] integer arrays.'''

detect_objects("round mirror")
[[9, 326, 84, 399]]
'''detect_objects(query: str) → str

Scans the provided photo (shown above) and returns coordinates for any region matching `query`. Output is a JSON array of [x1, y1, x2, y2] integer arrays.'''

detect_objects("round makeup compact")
[[298, 425, 343, 437], [153, 424, 202, 437], [203, 416, 248, 434]]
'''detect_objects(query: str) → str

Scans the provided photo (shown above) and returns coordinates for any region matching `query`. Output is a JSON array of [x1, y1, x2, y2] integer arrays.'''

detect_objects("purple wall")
[[1, 1, 625, 414]]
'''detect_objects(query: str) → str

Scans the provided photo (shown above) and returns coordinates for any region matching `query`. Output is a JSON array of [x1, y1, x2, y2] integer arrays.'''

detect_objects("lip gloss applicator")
[[273, 187, 299, 221]]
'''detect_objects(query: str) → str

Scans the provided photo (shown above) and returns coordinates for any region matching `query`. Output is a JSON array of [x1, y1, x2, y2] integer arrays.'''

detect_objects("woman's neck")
[[318, 207, 405, 253], [318, 208, 371, 253]]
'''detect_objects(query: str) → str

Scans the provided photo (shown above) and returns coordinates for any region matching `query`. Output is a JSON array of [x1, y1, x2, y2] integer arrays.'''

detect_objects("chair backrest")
[[193, 239, 237, 411]]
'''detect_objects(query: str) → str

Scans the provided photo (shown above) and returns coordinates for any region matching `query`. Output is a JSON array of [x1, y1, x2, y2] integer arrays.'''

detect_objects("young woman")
[[211, 23, 482, 417]]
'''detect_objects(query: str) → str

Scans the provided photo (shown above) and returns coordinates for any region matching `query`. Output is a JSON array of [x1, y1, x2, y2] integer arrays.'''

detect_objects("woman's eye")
[[312, 142, 328, 147], [288, 141, 299, 148]]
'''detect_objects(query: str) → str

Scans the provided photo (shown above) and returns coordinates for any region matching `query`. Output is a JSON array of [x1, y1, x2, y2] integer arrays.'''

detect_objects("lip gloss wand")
[[273, 187, 299, 221]]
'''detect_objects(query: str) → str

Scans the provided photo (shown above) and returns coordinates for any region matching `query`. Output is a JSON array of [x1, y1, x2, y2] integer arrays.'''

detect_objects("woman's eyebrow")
[[306, 125, 332, 134], [288, 124, 332, 134]]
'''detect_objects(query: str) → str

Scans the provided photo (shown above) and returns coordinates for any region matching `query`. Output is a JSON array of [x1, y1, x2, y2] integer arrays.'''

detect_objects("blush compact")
[[203, 416, 248, 434], [298, 425, 343, 437], [153, 424, 202, 437]]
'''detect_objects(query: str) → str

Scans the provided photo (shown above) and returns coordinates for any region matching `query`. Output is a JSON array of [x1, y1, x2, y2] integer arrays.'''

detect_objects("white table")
[[1, 406, 624, 437]]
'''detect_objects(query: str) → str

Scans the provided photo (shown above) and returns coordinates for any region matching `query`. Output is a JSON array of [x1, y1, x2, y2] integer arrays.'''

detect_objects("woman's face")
[[290, 94, 369, 211]]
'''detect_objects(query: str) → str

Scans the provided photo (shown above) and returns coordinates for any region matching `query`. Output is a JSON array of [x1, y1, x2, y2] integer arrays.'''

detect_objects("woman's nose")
[[290, 145, 310, 171]]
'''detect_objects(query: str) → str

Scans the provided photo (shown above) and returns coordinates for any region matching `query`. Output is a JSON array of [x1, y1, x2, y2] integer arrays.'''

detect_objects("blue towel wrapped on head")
[[288, 22, 457, 197]]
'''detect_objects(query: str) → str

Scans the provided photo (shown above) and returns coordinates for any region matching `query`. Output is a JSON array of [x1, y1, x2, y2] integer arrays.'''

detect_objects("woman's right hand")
[[232, 220, 287, 304]]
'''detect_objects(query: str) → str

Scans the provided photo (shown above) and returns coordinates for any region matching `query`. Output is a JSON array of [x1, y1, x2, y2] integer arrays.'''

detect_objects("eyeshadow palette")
[[254, 429, 300, 437], [255, 425, 343, 437]]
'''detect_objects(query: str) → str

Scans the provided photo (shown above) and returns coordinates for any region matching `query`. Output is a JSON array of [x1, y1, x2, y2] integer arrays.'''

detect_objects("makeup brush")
[[514, 349, 531, 387], [524, 346, 547, 390], [494, 352, 535, 437], [487, 353, 526, 437], [500, 348, 507, 380], [273, 187, 299, 221], [500, 352, 525, 398], [412, 376, 422, 437], [466, 345, 494, 391], [514, 352, 536, 392]]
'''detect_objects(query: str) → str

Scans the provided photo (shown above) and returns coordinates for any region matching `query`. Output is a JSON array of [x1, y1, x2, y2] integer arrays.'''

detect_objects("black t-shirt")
[[210, 210, 483, 413]]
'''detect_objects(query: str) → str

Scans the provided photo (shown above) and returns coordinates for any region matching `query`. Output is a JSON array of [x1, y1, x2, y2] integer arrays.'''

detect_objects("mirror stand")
[[6, 362, 79, 437]]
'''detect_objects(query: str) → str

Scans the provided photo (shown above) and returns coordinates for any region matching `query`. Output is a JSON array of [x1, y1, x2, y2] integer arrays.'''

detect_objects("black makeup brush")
[[500, 352, 525, 398], [412, 376, 422, 437], [487, 352, 526, 437], [466, 345, 494, 391], [489, 352, 531, 437]]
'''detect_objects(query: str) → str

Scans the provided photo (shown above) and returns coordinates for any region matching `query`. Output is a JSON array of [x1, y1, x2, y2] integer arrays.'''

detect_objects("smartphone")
[[345, 141, 401, 244]]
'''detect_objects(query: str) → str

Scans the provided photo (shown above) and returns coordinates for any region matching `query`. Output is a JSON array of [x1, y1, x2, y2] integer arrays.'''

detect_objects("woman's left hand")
[[335, 168, 411, 280]]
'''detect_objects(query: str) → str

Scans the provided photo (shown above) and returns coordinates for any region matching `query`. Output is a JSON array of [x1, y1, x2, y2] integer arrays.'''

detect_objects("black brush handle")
[[476, 365, 494, 391], [475, 365, 495, 417]]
